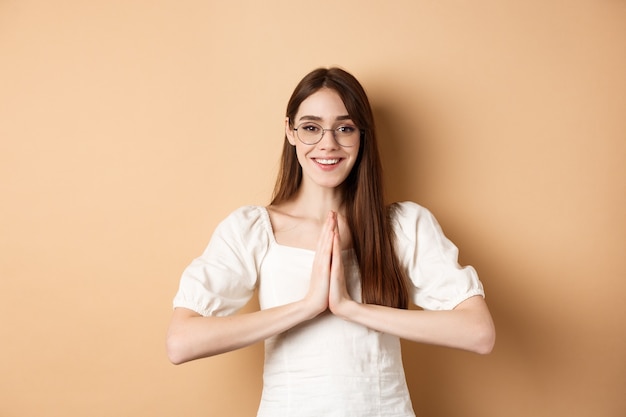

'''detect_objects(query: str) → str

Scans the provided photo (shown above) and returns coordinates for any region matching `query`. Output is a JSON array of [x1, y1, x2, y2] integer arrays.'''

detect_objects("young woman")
[[167, 67, 495, 416]]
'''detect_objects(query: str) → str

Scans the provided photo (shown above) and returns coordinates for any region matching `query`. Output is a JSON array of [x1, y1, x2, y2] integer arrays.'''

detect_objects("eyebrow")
[[298, 115, 353, 122]]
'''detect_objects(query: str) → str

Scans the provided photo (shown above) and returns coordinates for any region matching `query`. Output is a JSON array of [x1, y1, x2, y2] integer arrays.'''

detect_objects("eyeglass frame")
[[291, 121, 364, 147]]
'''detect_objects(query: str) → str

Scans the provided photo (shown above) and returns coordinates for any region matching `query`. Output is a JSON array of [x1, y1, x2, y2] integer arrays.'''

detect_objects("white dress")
[[173, 202, 485, 417]]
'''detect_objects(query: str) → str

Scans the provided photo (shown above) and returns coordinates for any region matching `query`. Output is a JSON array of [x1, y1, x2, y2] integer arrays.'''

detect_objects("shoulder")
[[222, 205, 269, 224], [389, 201, 435, 229], [217, 204, 270, 229], [388, 201, 444, 246], [389, 201, 430, 217], [213, 205, 273, 246]]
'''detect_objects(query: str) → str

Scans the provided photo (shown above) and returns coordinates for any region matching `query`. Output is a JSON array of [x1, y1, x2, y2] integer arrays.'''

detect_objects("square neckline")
[[258, 205, 354, 255], [258, 206, 316, 253]]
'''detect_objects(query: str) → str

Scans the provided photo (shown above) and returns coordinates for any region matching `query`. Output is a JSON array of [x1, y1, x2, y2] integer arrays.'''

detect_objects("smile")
[[314, 158, 340, 165]]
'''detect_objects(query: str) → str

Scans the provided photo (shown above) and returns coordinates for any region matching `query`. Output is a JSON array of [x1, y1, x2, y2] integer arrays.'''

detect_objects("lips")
[[312, 158, 343, 170]]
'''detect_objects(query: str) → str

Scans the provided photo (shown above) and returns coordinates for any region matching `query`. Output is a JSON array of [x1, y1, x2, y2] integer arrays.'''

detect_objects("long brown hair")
[[271, 67, 409, 309]]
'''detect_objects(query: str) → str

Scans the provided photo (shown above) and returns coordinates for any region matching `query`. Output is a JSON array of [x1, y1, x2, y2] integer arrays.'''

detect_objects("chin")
[[304, 176, 348, 190]]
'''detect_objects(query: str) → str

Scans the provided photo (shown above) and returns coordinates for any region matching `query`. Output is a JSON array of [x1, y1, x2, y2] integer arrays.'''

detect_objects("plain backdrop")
[[1, 1, 625, 416]]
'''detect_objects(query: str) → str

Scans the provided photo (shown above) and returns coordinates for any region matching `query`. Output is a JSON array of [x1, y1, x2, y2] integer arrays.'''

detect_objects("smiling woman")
[[166, 67, 495, 417]]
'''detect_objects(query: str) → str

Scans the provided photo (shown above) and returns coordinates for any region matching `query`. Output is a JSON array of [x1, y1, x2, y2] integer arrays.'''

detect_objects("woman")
[[167, 67, 495, 416]]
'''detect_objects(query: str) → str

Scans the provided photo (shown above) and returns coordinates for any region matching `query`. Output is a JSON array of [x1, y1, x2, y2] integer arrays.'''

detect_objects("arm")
[[328, 220, 495, 355], [331, 295, 495, 354], [166, 300, 320, 364], [166, 211, 337, 364]]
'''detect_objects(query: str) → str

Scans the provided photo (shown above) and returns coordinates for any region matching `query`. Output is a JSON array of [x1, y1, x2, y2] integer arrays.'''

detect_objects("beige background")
[[1, 1, 625, 416]]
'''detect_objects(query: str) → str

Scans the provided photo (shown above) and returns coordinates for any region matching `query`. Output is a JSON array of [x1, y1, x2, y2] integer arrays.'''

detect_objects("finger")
[[316, 212, 334, 253], [331, 228, 342, 270], [328, 210, 337, 230]]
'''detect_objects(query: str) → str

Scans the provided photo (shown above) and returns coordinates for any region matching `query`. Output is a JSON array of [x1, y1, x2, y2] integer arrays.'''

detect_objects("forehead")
[[295, 88, 349, 121]]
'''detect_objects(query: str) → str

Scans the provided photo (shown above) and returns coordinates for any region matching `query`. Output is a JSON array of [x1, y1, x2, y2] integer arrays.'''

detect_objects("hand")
[[328, 219, 353, 316], [304, 211, 336, 316]]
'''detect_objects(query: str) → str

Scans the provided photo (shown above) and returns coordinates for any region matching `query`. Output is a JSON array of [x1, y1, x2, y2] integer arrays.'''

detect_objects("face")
[[286, 88, 361, 191]]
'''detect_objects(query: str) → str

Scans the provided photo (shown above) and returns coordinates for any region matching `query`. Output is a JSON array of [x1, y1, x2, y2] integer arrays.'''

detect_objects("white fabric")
[[173, 202, 485, 417]]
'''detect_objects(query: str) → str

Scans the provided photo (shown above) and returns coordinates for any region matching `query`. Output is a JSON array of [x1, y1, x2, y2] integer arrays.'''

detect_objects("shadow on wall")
[[372, 100, 507, 415], [374, 102, 427, 205], [372, 99, 618, 416]]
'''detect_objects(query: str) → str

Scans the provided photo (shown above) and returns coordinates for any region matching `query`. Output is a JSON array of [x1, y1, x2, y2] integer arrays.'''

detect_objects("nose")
[[318, 128, 340, 149]]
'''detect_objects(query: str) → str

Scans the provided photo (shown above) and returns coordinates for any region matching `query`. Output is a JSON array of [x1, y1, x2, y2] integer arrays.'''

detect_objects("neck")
[[290, 183, 345, 220]]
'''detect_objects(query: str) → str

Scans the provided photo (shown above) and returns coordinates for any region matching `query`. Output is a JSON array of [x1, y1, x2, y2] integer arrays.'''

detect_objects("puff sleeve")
[[172, 206, 271, 317], [391, 201, 485, 311]]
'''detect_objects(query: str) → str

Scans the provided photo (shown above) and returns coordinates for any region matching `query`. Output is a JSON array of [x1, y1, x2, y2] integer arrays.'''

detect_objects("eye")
[[336, 125, 357, 134], [300, 123, 321, 133]]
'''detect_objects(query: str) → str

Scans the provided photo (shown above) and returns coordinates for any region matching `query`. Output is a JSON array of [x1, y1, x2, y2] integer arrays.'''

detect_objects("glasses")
[[293, 122, 361, 147]]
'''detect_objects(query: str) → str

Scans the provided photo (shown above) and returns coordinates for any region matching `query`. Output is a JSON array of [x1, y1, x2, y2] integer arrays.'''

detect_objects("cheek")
[[294, 145, 308, 165], [349, 145, 361, 165]]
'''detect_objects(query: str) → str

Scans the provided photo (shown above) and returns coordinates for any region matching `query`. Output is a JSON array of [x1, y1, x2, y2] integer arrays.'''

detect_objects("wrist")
[[330, 299, 358, 321], [300, 297, 327, 321]]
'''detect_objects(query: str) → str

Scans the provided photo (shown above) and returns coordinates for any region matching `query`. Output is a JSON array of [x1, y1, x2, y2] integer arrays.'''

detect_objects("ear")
[[285, 117, 296, 146]]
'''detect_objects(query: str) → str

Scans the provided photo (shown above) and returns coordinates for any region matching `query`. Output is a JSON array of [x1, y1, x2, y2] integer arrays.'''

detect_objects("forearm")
[[167, 299, 320, 364], [336, 295, 495, 354]]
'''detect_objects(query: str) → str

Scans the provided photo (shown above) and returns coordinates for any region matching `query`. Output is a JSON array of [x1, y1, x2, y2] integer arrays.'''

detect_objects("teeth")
[[316, 159, 339, 165]]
